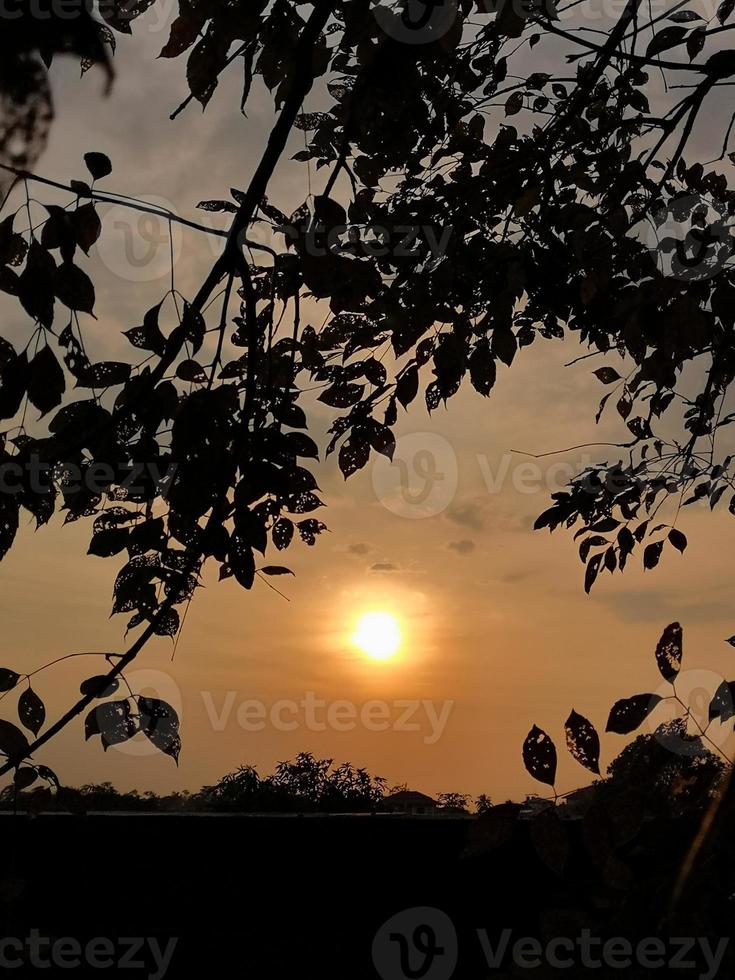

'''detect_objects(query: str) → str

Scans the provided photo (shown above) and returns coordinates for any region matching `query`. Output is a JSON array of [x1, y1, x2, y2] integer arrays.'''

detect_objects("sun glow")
[[352, 611, 402, 661]]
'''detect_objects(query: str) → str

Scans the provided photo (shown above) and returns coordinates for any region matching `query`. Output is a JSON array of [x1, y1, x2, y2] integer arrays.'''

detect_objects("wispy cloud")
[[448, 539, 475, 555], [446, 499, 485, 531]]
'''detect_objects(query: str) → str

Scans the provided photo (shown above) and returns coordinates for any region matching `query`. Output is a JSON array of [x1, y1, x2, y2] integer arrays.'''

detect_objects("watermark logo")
[[0, 931, 177, 978], [372, 432, 458, 519], [648, 668, 731, 760], [371, 0, 458, 44], [200, 692, 454, 745], [630, 194, 733, 282], [374, 916, 729, 979], [95, 195, 182, 284], [373, 907, 457, 980]]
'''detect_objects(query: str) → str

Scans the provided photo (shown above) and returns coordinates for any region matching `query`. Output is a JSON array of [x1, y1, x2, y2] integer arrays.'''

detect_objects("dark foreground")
[[0, 811, 732, 978]]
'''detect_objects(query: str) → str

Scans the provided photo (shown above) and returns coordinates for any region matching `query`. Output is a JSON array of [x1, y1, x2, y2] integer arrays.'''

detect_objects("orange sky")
[[1, 12, 734, 802]]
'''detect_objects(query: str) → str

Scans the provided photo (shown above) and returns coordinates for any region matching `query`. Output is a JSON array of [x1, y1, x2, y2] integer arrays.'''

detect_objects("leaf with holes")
[[655, 621, 682, 683], [85, 700, 137, 749], [709, 680, 735, 724], [643, 540, 664, 570], [565, 710, 600, 774], [139, 697, 180, 762], [0, 669, 19, 692], [339, 435, 370, 478], [522, 725, 557, 786], [606, 694, 662, 734], [18, 687, 45, 736], [272, 518, 294, 551]]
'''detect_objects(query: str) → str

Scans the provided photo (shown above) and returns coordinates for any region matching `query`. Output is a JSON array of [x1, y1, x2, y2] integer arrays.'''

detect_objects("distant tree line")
[[0, 752, 488, 814], [0, 736, 724, 817]]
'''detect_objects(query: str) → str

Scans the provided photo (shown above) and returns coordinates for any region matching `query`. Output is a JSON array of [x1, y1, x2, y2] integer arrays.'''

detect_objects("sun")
[[352, 611, 402, 661]]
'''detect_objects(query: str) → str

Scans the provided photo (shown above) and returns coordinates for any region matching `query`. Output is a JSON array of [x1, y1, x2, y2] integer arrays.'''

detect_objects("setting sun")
[[352, 612, 402, 661]]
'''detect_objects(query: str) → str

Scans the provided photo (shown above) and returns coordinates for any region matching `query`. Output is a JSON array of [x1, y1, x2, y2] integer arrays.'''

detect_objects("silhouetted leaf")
[[565, 709, 600, 774], [668, 528, 687, 553], [505, 91, 523, 115], [594, 367, 620, 384], [139, 696, 180, 762], [84, 152, 112, 180], [28, 344, 65, 416], [606, 694, 662, 734], [85, 699, 137, 749], [36, 764, 59, 787], [18, 687, 44, 735], [77, 361, 131, 388], [709, 680, 735, 723], [71, 204, 102, 254], [88, 527, 128, 557], [396, 364, 419, 408], [584, 552, 603, 594], [522, 725, 557, 786], [717, 0, 735, 23], [0, 351, 28, 419], [272, 518, 294, 551], [646, 26, 687, 58], [80, 675, 120, 699], [0, 669, 19, 692], [318, 383, 364, 409], [655, 621, 682, 683], [643, 540, 664, 570], [54, 262, 95, 313], [229, 533, 255, 589], [14, 767, 37, 790], [197, 200, 238, 213], [177, 359, 207, 383], [339, 435, 369, 478], [0, 719, 29, 761]]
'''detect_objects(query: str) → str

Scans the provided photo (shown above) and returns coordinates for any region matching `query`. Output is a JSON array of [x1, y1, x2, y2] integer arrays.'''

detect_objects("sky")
[[1, 5, 735, 803]]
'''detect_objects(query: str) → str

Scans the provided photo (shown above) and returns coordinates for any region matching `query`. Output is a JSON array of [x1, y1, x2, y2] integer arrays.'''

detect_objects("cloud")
[[369, 562, 400, 572], [446, 499, 485, 531], [348, 543, 371, 555], [598, 589, 735, 625], [448, 539, 475, 555]]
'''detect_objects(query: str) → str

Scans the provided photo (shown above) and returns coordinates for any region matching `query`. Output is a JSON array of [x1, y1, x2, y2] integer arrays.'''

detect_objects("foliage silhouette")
[[520, 620, 734, 903], [0, 1, 734, 784]]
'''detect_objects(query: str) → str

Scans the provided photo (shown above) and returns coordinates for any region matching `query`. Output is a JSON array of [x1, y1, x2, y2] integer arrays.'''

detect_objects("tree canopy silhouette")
[[0, 0, 734, 780]]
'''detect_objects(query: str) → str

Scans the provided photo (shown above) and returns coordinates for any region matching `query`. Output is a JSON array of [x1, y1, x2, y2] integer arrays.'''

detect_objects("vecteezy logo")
[[373, 907, 457, 980], [649, 668, 731, 760], [371, 432, 458, 519], [94, 195, 183, 284], [630, 193, 733, 282], [371, 0, 458, 44]]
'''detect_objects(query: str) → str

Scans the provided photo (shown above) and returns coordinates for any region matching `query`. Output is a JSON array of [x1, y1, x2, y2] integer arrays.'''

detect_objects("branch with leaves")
[[0, 0, 734, 785]]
